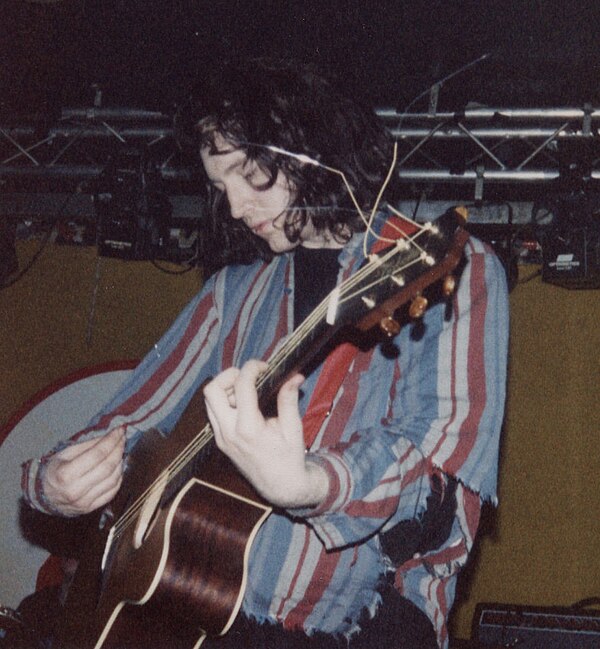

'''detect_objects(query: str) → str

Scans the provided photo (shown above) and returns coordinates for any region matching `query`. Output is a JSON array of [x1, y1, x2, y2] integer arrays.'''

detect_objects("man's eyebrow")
[[205, 155, 246, 186], [223, 158, 245, 175]]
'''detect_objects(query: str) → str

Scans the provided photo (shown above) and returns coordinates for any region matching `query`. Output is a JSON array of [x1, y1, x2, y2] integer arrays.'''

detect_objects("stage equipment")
[[2, 105, 600, 198], [377, 105, 600, 201], [2, 103, 600, 277], [539, 190, 600, 289], [541, 224, 600, 288], [474, 602, 600, 648], [94, 151, 172, 261]]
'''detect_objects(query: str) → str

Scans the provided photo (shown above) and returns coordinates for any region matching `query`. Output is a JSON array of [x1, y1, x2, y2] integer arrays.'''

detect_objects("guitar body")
[[55, 392, 271, 649]]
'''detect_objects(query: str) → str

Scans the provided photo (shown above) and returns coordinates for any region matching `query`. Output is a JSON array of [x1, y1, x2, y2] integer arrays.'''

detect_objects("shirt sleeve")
[[21, 277, 223, 514], [294, 238, 509, 550]]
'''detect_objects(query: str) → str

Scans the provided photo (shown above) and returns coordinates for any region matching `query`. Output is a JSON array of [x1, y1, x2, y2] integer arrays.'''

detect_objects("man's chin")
[[265, 238, 299, 254]]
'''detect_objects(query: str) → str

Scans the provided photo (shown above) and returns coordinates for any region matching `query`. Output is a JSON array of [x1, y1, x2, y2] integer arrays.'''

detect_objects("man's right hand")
[[42, 426, 126, 517]]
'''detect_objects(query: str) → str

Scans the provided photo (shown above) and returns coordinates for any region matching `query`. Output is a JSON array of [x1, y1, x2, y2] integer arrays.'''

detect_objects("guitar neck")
[[158, 208, 467, 504], [256, 307, 342, 412], [255, 207, 468, 410]]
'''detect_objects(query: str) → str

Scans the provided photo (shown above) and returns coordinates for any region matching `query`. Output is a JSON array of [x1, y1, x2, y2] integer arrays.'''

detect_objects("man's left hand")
[[203, 359, 329, 508]]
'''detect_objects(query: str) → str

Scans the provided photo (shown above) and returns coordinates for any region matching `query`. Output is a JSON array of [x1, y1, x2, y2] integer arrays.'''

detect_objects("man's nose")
[[227, 188, 250, 220]]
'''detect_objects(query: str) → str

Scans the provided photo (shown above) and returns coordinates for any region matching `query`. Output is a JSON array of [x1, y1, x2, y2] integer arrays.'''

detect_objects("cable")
[[395, 52, 493, 118], [571, 597, 600, 609], [0, 192, 79, 290]]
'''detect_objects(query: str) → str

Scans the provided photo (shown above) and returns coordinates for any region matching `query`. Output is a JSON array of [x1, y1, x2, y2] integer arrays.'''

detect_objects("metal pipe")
[[0, 165, 194, 181], [376, 107, 600, 121], [389, 127, 597, 139], [60, 108, 169, 121], [395, 168, 599, 182]]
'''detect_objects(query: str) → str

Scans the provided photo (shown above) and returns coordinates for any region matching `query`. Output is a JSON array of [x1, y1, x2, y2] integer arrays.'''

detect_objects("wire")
[[1, 221, 53, 289], [0, 193, 77, 290], [571, 597, 600, 609], [395, 52, 493, 118]]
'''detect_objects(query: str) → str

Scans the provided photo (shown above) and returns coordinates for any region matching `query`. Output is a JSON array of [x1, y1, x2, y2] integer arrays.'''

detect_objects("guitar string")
[[114, 236, 424, 535], [110, 230, 432, 540], [108, 144, 438, 540], [109, 220, 435, 537], [112, 225, 461, 539], [257, 230, 428, 383], [111, 233, 437, 540]]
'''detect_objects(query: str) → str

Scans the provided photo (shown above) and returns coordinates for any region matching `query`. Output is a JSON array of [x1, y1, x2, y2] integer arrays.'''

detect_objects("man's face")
[[200, 134, 299, 254]]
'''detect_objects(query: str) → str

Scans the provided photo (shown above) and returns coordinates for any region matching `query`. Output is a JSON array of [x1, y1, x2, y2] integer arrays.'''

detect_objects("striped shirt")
[[22, 214, 509, 648]]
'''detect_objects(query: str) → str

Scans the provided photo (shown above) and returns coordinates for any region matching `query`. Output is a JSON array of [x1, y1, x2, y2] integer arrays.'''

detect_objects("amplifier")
[[474, 602, 600, 648], [542, 226, 600, 289]]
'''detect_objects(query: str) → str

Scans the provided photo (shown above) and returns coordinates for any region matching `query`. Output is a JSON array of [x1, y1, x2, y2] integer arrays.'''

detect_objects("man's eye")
[[244, 166, 270, 189]]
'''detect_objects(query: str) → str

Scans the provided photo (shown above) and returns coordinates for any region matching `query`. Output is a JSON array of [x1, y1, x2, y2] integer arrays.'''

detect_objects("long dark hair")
[[176, 59, 399, 273]]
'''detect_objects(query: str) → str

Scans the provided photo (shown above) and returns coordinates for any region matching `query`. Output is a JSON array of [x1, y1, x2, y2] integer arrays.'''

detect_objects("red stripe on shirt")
[[371, 216, 419, 255], [72, 294, 217, 441], [222, 264, 271, 368], [320, 348, 373, 447], [283, 544, 343, 629], [346, 494, 399, 518], [445, 247, 488, 474], [275, 526, 312, 620], [262, 263, 292, 361]]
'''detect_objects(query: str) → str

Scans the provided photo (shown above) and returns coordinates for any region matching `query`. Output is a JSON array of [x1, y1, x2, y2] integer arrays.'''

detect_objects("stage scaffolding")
[[1, 105, 600, 201], [1, 105, 599, 285], [1, 104, 600, 234], [378, 106, 600, 201]]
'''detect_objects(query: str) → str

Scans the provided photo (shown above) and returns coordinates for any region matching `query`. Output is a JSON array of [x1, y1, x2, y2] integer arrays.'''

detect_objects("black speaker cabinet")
[[474, 602, 600, 648]]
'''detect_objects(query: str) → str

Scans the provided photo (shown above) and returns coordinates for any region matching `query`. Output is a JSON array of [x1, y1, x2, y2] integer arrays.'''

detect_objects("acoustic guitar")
[[55, 208, 469, 649]]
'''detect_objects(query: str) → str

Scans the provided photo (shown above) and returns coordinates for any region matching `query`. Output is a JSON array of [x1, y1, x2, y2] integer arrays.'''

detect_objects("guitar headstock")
[[329, 206, 469, 336]]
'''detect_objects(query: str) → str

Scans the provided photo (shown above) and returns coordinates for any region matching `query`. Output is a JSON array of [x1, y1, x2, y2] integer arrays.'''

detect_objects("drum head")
[[0, 362, 135, 609]]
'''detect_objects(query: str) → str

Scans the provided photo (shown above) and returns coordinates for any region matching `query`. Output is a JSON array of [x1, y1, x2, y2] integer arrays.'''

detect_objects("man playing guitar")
[[21, 59, 509, 649]]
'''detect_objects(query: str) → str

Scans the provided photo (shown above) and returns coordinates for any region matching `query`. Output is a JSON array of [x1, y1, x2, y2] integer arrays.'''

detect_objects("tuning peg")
[[442, 275, 456, 297], [379, 316, 401, 337], [409, 294, 428, 319]]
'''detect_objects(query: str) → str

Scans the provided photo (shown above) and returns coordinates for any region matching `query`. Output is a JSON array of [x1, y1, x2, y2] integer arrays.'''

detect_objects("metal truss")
[[0, 108, 192, 193], [3, 104, 600, 284], [377, 106, 600, 200], [2, 104, 600, 202]]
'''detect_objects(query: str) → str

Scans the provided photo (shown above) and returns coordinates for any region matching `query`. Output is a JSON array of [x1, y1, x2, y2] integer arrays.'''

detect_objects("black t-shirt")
[[293, 246, 341, 328]]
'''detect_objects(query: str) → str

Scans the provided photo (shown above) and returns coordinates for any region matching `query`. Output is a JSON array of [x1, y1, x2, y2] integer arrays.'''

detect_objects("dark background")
[[2, 0, 600, 116]]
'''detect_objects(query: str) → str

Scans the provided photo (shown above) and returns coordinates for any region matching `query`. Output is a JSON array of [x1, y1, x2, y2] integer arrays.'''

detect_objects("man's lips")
[[248, 219, 270, 234]]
